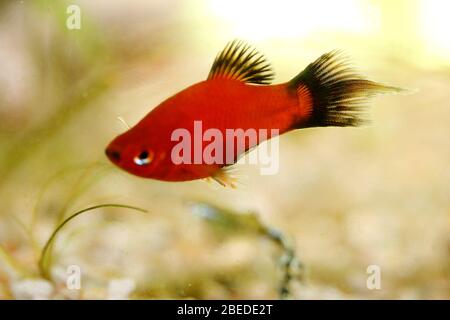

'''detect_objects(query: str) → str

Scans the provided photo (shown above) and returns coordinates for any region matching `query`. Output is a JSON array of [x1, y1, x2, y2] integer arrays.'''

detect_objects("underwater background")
[[0, 0, 448, 299]]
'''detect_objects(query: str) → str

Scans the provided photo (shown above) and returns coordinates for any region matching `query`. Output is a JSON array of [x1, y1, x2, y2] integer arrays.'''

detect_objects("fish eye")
[[134, 150, 152, 166]]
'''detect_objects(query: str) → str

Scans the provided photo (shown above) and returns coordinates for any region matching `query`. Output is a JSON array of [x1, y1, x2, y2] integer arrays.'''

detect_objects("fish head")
[[105, 129, 161, 178]]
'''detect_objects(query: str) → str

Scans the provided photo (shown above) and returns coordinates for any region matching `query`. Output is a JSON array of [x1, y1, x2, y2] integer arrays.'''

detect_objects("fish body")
[[106, 41, 400, 186]]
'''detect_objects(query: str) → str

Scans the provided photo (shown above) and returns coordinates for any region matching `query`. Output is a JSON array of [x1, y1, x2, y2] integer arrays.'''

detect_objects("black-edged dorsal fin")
[[208, 40, 274, 85]]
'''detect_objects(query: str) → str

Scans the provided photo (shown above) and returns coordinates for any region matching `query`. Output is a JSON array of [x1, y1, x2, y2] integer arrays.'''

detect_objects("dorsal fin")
[[208, 40, 274, 85]]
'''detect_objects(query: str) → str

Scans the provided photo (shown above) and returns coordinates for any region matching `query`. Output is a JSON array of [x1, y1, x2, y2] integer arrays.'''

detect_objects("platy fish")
[[105, 40, 401, 187]]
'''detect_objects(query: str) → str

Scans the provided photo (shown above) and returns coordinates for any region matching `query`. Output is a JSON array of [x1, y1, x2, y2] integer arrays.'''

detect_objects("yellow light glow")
[[421, 0, 450, 53], [207, 0, 378, 40]]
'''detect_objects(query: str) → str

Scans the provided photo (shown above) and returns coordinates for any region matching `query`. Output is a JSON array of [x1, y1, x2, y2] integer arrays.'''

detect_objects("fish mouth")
[[105, 147, 121, 163]]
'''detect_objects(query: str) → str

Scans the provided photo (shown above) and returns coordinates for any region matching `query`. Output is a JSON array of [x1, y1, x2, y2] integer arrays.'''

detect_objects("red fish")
[[106, 40, 400, 187]]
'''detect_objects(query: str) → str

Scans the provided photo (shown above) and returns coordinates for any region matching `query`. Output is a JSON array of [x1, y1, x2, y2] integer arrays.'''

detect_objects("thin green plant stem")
[[38, 203, 148, 279], [30, 162, 109, 231], [53, 163, 111, 225], [29, 162, 110, 260]]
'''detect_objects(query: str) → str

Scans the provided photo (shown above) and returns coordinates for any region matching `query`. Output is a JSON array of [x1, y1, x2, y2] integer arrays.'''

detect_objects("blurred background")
[[0, 0, 448, 299]]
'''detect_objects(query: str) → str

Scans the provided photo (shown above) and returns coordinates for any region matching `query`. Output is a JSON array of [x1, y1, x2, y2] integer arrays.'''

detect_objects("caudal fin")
[[290, 50, 403, 127]]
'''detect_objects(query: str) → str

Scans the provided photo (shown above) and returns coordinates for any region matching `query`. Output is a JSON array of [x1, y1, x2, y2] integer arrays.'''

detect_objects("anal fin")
[[211, 167, 238, 189]]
